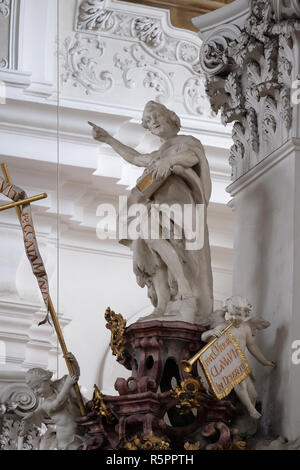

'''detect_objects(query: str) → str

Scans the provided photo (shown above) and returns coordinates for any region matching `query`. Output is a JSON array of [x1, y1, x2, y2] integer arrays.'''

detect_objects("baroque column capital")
[[195, 0, 300, 180]]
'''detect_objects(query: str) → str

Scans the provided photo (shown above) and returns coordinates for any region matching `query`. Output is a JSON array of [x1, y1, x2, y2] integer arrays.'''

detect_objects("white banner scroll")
[[0, 176, 50, 325], [198, 324, 251, 400]]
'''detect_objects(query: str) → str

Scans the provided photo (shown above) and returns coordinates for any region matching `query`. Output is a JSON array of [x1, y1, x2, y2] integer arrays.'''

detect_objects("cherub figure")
[[202, 296, 275, 420], [20, 353, 84, 450]]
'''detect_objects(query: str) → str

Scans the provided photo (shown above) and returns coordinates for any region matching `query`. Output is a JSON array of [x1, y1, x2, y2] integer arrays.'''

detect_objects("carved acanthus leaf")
[[200, 0, 299, 180], [183, 77, 213, 117], [280, 87, 292, 129], [0, 416, 43, 450], [224, 72, 244, 109], [75, 2, 201, 75], [247, 60, 261, 87], [262, 96, 278, 141], [113, 44, 173, 104], [134, 17, 163, 47], [246, 108, 259, 153], [59, 34, 114, 94], [230, 122, 246, 180], [77, 0, 114, 31]]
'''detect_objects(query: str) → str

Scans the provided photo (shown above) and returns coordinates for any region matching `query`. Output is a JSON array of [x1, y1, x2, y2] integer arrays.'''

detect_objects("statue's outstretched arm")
[[201, 326, 224, 343], [89, 122, 152, 167]]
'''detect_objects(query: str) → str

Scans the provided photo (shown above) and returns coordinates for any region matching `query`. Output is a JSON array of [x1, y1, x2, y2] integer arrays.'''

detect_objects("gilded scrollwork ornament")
[[123, 431, 170, 450], [105, 306, 126, 361], [170, 376, 205, 414], [184, 441, 201, 450], [91, 385, 115, 424]]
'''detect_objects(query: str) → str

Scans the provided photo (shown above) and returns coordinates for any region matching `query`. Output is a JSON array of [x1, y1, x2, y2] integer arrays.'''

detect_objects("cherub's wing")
[[52, 376, 67, 392], [247, 317, 270, 336]]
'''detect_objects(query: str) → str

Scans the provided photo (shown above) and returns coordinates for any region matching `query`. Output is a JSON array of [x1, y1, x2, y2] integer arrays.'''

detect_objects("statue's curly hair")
[[142, 101, 181, 133], [25, 368, 53, 386], [224, 295, 252, 315]]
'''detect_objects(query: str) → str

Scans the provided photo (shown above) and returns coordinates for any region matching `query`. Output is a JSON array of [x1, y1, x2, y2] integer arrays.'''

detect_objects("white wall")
[[0, 0, 234, 399]]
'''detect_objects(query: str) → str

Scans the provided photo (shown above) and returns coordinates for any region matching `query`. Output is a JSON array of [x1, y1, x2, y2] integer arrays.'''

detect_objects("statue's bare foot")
[[249, 409, 261, 420], [138, 308, 165, 322], [165, 298, 197, 323], [151, 308, 164, 316]]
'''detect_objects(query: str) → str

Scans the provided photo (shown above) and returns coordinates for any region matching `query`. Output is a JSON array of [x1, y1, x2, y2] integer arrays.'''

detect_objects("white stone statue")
[[202, 296, 275, 420], [91, 101, 213, 324], [20, 353, 84, 450]]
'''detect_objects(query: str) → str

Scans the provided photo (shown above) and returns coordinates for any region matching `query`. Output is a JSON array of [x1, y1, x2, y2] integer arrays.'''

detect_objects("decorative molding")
[[198, 0, 300, 180], [226, 137, 300, 197], [134, 17, 163, 47], [77, 0, 114, 31], [183, 76, 213, 116], [63, 0, 215, 116], [113, 43, 173, 103], [122, 0, 234, 32], [59, 34, 114, 94], [0, 0, 10, 17], [0, 58, 8, 69], [74, 1, 201, 72], [0, 0, 11, 71], [0, 414, 43, 450], [0, 383, 38, 417]]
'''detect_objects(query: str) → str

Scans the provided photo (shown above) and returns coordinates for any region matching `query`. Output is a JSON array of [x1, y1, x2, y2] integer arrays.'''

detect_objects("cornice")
[[192, 0, 249, 36], [227, 138, 300, 197], [119, 0, 233, 32]]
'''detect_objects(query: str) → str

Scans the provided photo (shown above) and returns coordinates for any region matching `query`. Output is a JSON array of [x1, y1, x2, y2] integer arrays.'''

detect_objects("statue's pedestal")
[[227, 138, 300, 440], [80, 320, 241, 450], [121, 320, 205, 384]]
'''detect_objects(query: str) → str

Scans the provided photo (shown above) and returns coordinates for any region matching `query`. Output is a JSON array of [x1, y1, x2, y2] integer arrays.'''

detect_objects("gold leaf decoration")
[[123, 432, 170, 450], [105, 307, 126, 361], [170, 376, 205, 414], [184, 441, 201, 450], [91, 384, 115, 424]]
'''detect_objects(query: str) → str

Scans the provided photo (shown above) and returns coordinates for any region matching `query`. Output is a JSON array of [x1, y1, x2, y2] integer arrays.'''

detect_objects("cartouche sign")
[[199, 324, 251, 400]]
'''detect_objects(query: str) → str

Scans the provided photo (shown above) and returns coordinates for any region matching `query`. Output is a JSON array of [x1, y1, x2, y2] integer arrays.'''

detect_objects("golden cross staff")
[[0, 164, 86, 416]]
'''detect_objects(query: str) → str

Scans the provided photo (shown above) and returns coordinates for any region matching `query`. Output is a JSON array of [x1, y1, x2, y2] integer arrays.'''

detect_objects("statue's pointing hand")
[[91, 124, 110, 143]]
